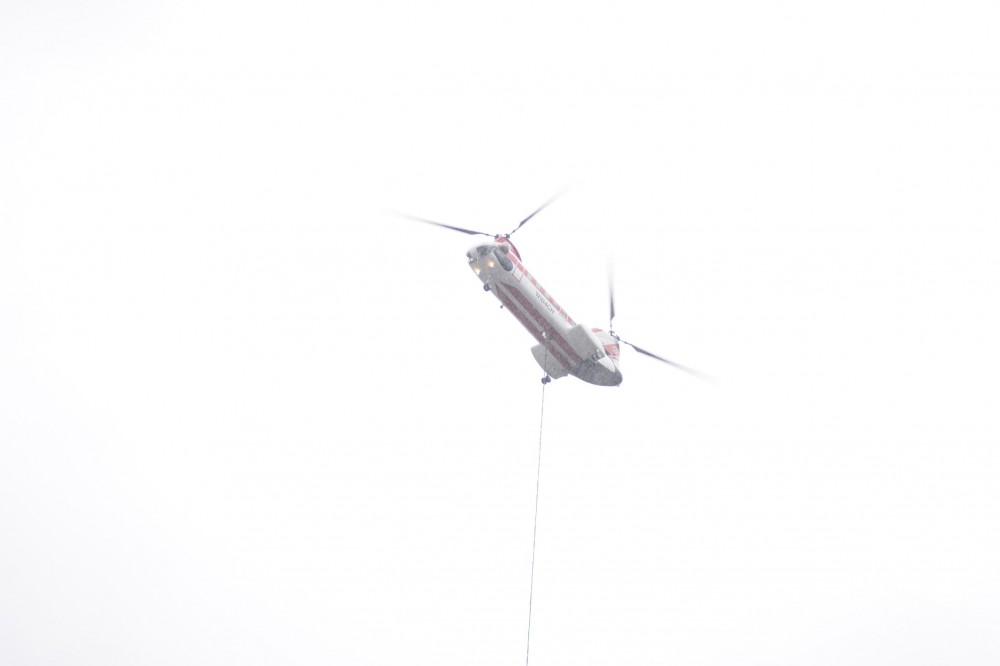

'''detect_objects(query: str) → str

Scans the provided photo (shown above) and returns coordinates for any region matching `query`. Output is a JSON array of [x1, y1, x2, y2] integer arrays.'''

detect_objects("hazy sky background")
[[3, 1, 999, 664]]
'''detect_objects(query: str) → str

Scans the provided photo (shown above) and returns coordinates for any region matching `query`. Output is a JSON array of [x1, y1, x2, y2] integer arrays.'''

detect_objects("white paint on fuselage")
[[467, 241, 623, 386]]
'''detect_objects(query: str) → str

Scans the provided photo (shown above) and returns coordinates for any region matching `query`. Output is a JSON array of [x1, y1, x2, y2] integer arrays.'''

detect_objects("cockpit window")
[[494, 251, 513, 272]]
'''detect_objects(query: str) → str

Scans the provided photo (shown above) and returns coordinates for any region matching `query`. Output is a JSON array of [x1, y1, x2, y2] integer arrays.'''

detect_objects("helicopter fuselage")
[[467, 239, 622, 386]]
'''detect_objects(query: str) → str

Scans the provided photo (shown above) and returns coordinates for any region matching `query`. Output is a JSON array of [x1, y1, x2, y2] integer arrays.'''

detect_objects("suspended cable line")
[[524, 371, 548, 666]]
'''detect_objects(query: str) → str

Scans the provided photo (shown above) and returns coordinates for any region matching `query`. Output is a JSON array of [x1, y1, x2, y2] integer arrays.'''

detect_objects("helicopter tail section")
[[530, 324, 623, 386]]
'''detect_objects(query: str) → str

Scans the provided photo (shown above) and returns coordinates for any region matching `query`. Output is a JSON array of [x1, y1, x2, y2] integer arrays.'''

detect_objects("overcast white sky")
[[3, 1, 1000, 664]]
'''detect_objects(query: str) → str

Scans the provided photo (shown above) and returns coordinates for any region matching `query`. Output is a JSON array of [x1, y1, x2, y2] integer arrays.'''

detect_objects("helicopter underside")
[[407, 194, 705, 386], [468, 241, 623, 387]]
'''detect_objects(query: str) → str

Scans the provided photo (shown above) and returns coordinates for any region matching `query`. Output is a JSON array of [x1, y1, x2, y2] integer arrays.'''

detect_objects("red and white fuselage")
[[467, 238, 623, 386]]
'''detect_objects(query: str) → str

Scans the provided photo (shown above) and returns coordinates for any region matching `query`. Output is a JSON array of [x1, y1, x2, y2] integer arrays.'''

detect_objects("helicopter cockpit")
[[467, 243, 514, 274]]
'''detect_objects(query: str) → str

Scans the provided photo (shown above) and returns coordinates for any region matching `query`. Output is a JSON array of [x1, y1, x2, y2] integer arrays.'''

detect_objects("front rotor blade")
[[620, 339, 714, 382], [507, 188, 567, 236], [396, 212, 493, 237]]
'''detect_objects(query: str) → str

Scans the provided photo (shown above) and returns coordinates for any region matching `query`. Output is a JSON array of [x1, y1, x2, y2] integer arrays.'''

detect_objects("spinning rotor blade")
[[397, 213, 493, 237], [507, 189, 567, 236], [607, 264, 616, 331], [618, 338, 715, 383]]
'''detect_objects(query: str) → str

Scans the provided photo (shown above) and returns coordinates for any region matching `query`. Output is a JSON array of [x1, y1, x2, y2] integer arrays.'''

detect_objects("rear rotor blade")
[[607, 263, 616, 331], [396, 212, 493, 237], [619, 338, 715, 382], [507, 188, 567, 236]]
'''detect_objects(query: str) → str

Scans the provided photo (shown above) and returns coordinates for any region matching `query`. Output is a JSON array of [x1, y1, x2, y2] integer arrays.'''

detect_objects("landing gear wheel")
[[483, 283, 491, 292], [541, 376, 551, 385]]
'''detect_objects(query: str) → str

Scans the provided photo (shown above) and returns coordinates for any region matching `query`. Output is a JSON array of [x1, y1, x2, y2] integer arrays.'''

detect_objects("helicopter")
[[403, 195, 708, 386]]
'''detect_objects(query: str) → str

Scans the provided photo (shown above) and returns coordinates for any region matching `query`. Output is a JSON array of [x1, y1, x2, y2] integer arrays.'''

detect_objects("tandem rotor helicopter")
[[403, 194, 710, 387]]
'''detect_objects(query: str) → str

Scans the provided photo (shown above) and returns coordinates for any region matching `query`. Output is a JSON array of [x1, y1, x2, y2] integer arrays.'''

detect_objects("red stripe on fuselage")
[[515, 267, 573, 325], [493, 284, 574, 369], [496, 283, 584, 367]]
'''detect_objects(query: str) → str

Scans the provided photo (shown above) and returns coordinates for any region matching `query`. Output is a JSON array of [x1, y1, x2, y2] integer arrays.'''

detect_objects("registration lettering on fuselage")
[[535, 291, 555, 315]]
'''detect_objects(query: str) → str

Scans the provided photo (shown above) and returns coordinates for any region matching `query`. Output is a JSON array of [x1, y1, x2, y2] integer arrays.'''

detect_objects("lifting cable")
[[524, 349, 548, 666]]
